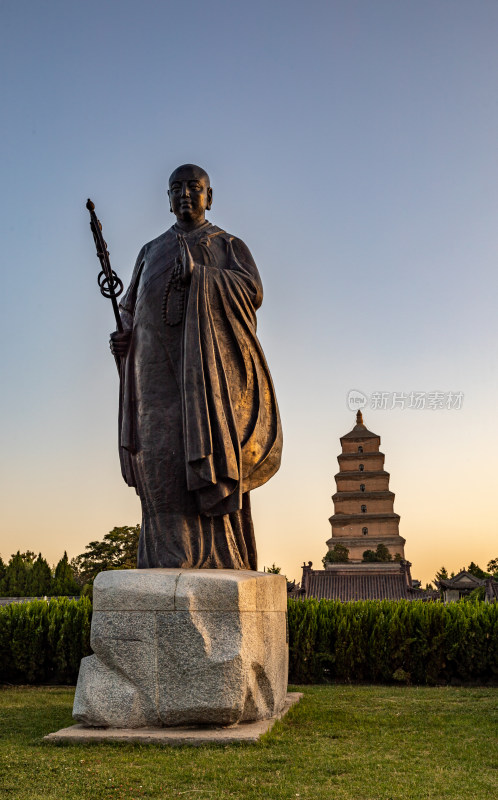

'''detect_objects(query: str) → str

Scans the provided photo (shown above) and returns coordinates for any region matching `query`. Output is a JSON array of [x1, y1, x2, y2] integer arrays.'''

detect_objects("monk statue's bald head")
[[168, 164, 213, 232], [169, 164, 210, 187]]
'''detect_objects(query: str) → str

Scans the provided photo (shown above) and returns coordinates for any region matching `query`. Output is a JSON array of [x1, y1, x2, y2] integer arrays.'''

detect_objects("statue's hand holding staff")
[[177, 233, 195, 284], [110, 330, 131, 357], [85, 198, 131, 364]]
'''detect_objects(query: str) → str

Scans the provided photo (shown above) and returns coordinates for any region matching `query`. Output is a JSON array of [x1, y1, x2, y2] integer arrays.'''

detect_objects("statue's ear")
[[167, 189, 173, 213], [206, 186, 213, 210]]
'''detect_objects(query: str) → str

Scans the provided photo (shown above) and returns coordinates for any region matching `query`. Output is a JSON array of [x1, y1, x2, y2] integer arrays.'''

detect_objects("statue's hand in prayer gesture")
[[177, 233, 195, 284]]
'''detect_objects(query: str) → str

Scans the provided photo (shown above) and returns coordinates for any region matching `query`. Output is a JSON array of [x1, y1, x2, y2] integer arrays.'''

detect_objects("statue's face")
[[168, 168, 212, 225]]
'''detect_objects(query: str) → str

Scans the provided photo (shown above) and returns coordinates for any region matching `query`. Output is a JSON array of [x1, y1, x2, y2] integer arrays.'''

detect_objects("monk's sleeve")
[[119, 245, 146, 330], [183, 236, 282, 517], [117, 245, 146, 488]]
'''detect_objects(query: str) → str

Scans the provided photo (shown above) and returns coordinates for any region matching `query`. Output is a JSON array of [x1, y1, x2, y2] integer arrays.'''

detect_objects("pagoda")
[[298, 411, 421, 601], [327, 409, 405, 562]]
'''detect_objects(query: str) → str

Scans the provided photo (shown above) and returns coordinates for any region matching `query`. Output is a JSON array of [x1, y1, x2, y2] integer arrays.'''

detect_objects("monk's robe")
[[118, 220, 282, 569]]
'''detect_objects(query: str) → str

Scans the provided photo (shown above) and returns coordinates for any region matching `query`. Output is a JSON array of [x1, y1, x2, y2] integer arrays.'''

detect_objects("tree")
[[71, 525, 141, 586], [0, 552, 29, 596], [323, 543, 349, 566], [375, 543, 392, 562], [0, 556, 6, 585], [466, 562, 489, 580], [467, 586, 486, 601], [487, 558, 498, 578], [434, 566, 449, 584], [264, 564, 281, 574], [26, 554, 52, 596], [393, 552, 403, 562], [18, 550, 37, 565], [362, 543, 392, 563], [52, 552, 80, 596]]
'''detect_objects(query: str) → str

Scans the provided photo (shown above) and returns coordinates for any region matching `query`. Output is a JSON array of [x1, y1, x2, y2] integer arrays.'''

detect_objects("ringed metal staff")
[[86, 198, 124, 369]]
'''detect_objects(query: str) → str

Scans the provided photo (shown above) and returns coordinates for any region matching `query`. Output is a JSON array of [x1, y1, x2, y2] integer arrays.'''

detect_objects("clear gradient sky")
[[1, 1, 497, 585]]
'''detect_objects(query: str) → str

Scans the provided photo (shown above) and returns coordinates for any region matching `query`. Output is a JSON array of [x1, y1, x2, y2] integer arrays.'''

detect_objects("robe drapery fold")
[[184, 238, 281, 515], [116, 222, 282, 570]]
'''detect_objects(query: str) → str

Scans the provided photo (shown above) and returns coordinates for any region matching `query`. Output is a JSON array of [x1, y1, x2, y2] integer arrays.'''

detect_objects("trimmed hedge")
[[0, 597, 91, 684], [1, 596, 497, 686], [288, 598, 498, 684]]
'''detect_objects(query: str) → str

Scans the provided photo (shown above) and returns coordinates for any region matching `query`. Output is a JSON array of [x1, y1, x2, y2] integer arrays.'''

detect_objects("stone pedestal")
[[73, 569, 288, 729]]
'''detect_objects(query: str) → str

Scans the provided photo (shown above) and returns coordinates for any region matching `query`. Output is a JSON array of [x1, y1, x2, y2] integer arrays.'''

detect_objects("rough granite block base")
[[72, 569, 288, 729], [46, 692, 302, 745]]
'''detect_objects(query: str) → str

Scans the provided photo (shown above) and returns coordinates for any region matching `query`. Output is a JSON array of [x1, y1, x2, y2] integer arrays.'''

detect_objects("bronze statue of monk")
[[110, 165, 282, 570]]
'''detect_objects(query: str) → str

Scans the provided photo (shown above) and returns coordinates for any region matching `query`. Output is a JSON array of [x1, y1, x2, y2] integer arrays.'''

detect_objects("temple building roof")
[[435, 570, 498, 603], [300, 562, 423, 602], [436, 570, 485, 590]]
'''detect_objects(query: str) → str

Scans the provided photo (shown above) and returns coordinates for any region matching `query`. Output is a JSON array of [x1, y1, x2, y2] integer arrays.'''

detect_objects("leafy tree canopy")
[[26, 554, 52, 596], [0, 551, 29, 596], [467, 585, 486, 601], [434, 566, 449, 584], [362, 543, 392, 563], [71, 525, 140, 586], [323, 544, 349, 566], [466, 562, 489, 580], [433, 560, 498, 587], [0, 550, 81, 598], [52, 551, 80, 596], [18, 550, 37, 565], [487, 557, 498, 578], [264, 564, 281, 574]]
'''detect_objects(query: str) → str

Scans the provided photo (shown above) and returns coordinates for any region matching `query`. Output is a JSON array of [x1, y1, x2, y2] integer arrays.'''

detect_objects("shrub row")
[[0, 597, 91, 684], [1, 596, 497, 686], [288, 598, 498, 684]]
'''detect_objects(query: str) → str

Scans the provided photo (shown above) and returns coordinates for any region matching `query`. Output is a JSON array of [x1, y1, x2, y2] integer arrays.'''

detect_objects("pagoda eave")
[[334, 470, 390, 481], [338, 452, 385, 461], [326, 534, 406, 549], [329, 512, 400, 524], [332, 491, 395, 502]]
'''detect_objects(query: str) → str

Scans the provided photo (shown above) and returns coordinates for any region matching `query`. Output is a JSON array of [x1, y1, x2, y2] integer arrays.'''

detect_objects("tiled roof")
[[304, 570, 417, 601], [437, 570, 484, 589], [340, 423, 379, 441]]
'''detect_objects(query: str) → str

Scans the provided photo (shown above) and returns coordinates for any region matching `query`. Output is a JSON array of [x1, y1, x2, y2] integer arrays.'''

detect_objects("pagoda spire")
[[356, 409, 363, 425]]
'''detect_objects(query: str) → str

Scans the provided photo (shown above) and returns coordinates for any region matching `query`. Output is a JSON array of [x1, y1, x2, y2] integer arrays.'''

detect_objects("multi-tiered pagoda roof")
[[327, 409, 405, 562], [299, 411, 422, 602]]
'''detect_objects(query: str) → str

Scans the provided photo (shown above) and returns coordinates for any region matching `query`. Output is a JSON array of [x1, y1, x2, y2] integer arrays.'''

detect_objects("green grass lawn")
[[0, 685, 496, 800]]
